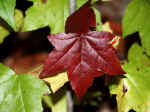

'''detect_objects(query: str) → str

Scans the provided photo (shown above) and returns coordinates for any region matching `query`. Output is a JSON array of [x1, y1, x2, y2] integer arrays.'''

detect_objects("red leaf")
[[65, 1, 96, 33], [40, 32, 125, 98], [40, 1, 125, 99]]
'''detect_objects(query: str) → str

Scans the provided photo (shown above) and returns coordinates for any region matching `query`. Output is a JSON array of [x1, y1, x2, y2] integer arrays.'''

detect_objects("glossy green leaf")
[[0, 0, 17, 31], [0, 64, 49, 112], [111, 44, 150, 112], [23, 0, 69, 34], [123, 0, 150, 55]]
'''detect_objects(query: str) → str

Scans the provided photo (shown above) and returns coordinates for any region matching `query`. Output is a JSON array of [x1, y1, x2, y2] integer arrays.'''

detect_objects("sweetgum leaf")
[[40, 0, 124, 98], [111, 44, 150, 112], [40, 32, 124, 98], [123, 0, 150, 55], [0, 64, 49, 112], [0, 0, 17, 31], [66, 1, 102, 33], [76, 0, 102, 31], [65, 1, 96, 33]]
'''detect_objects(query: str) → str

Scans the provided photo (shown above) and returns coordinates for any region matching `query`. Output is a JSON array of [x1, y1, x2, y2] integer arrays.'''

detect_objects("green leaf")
[[23, 0, 69, 34], [0, 64, 49, 112], [0, 9, 24, 44], [0, 24, 10, 43], [76, 0, 98, 9], [123, 0, 150, 55], [23, 0, 101, 34], [43, 88, 67, 112], [14, 9, 24, 29], [0, 0, 17, 31], [92, 7, 102, 31], [43, 95, 67, 112], [111, 44, 150, 112]]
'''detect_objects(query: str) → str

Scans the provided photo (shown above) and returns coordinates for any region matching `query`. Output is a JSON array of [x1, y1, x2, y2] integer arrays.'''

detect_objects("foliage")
[[23, 0, 100, 34], [110, 0, 150, 111], [77, 0, 102, 31], [43, 88, 67, 112], [0, 0, 17, 30], [0, 9, 24, 43], [14, 9, 24, 30], [40, 1, 124, 99], [123, 0, 150, 55], [43, 95, 67, 112], [93, 7, 102, 31], [29, 65, 68, 93], [112, 44, 150, 112], [76, 0, 98, 8], [0, 64, 49, 112], [23, 0, 69, 34], [0, 0, 150, 111], [65, 1, 96, 33], [0, 24, 9, 43]]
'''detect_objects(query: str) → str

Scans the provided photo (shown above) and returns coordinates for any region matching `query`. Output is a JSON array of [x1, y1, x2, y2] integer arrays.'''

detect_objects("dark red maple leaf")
[[40, 0, 125, 99], [40, 32, 125, 98]]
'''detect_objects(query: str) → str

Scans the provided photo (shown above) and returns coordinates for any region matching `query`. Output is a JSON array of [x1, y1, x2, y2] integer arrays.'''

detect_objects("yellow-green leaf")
[[29, 65, 69, 93], [112, 44, 150, 112]]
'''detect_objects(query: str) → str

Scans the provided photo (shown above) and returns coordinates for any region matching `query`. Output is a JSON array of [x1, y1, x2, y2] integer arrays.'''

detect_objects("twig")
[[67, 1, 76, 112], [67, 91, 74, 112], [69, 0, 76, 14]]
